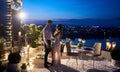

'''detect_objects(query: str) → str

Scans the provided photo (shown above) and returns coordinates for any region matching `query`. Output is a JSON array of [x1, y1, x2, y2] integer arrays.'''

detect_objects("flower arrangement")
[[77, 43, 82, 48]]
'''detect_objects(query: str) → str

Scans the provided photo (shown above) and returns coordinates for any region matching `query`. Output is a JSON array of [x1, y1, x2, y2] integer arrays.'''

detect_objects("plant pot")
[[21, 69, 27, 72], [7, 63, 20, 72], [29, 48, 37, 53], [7, 52, 21, 72], [111, 48, 120, 67], [111, 48, 120, 58]]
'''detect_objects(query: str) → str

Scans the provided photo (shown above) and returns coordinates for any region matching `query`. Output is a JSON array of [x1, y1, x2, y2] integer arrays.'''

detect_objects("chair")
[[65, 42, 71, 55], [65, 42, 78, 65], [93, 42, 102, 68]]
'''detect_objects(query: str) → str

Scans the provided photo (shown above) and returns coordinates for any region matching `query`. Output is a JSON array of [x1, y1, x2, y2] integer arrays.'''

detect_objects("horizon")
[[23, 18, 120, 27]]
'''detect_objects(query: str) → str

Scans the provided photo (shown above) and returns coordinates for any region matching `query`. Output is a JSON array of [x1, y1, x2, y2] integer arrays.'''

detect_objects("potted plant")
[[30, 41, 37, 48], [7, 52, 21, 72], [21, 63, 27, 71], [77, 43, 82, 49], [110, 48, 120, 67], [29, 41, 38, 54]]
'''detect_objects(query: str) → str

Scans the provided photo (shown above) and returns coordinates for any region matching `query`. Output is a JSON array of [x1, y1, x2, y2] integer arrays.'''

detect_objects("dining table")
[[76, 46, 95, 70]]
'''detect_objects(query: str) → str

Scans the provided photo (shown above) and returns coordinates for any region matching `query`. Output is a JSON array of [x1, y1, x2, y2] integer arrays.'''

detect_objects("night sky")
[[23, 0, 120, 20]]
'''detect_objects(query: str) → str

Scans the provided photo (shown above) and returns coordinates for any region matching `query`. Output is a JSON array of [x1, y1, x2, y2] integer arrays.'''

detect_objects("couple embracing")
[[43, 20, 63, 68]]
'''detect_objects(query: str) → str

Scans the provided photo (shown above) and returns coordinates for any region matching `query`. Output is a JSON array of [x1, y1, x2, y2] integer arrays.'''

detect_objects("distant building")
[[0, 0, 22, 47]]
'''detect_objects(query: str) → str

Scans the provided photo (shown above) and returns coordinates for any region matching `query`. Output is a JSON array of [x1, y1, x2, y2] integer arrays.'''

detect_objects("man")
[[43, 20, 53, 68]]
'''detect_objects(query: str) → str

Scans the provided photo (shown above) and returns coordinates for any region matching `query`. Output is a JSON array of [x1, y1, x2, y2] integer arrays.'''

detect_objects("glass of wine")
[[82, 39, 86, 48]]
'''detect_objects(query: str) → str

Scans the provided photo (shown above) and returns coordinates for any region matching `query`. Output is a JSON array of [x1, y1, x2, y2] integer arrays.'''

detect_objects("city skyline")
[[23, 0, 120, 20]]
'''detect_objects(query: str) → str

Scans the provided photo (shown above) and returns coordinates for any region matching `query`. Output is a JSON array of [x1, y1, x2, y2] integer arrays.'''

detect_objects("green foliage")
[[23, 24, 43, 45], [30, 41, 37, 48], [8, 52, 21, 64], [77, 43, 82, 48], [111, 48, 120, 60], [21, 63, 27, 70]]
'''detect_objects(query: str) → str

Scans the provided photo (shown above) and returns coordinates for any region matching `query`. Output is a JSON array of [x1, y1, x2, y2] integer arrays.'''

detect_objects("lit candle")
[[82, 39, 86, 44], [27, 45, 30, 48], [106, 42, 111, 50], [18, 31, 21, 37], [18, 31, 22, 52], [60, 41, 63, 44], [112, 42, 116, 50], [5, 53, 9, 60]]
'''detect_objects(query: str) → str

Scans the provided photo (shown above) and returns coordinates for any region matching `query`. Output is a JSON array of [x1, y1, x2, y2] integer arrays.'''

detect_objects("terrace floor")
[[19, 50, 120, 72]]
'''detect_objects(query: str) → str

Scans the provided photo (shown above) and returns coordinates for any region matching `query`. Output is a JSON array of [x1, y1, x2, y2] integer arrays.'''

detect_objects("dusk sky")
[[22, 0, 120, 20]]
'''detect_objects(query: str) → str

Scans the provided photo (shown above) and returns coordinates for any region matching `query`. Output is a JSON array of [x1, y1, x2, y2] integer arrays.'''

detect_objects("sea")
[[62, 37, 120, 50]]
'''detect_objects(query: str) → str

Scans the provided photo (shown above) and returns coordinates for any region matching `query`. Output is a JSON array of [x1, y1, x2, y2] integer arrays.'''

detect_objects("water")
[[62, 37, 120, 50]]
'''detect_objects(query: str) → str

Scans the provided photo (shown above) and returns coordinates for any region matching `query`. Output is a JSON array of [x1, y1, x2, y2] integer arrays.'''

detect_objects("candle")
[[112, 42, 116, 50], [18, 31, 21, 37], [106, 42, 111, 50], [27, 45, 30, 48], [82, 39, 86, 44]]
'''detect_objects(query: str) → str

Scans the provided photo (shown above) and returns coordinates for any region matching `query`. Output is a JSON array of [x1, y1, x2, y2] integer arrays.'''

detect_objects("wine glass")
[[78, 38, 82, 43], [82, 39, 86, 48]]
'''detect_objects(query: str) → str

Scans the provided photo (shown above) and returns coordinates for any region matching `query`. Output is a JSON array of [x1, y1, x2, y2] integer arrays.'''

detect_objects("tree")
[[22, 24, 43, 47]]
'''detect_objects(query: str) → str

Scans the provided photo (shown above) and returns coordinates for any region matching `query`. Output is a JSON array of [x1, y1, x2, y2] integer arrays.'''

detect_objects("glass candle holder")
[[82, 39, 86, 44], [82, 39, 86, 47], [106, 42, 111, 50], [112, 42, 116, 50]]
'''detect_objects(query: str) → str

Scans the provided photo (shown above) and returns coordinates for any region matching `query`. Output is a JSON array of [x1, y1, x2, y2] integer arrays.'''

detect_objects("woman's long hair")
[[57, 24, 63, 38], [57, 24, 63, 33]]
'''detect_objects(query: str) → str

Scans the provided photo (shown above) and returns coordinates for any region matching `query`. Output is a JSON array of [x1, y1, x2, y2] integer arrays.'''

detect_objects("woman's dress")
[[53, 33, 61, 65]]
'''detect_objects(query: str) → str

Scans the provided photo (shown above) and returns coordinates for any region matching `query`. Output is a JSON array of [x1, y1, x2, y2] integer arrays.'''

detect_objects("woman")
[[53, 24, 63, 66]]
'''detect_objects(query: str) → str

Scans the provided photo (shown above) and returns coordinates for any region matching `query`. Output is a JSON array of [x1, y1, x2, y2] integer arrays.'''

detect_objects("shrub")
[[8, 52, 21, 64], [77, 43, 82, 48], [111, 48, 120, 61], [21, 63, 27, 70], [30, 41, 37, 48]]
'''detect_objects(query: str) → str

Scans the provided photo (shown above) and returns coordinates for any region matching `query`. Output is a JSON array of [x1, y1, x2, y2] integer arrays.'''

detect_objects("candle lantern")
[[112, 42, 116, 50], [106, 41, 111, 50]]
